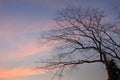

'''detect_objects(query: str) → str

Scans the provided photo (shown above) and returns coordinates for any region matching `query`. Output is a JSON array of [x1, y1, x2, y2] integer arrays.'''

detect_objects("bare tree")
[[38, 6, 120, 80]]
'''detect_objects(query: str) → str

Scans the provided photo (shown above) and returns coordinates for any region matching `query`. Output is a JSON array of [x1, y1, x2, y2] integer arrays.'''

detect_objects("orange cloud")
[[0, 68, 48, 80]]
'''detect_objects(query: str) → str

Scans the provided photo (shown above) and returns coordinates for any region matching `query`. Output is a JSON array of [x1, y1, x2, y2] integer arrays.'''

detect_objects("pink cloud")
[[0, 17, 55, 37], [0, 68, 48, 80], [0, 41, 51, 61], [0, 17, 56, 62]]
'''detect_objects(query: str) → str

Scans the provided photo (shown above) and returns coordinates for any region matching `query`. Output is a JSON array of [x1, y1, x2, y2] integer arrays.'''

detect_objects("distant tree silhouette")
[[38, 5, 120, 80]]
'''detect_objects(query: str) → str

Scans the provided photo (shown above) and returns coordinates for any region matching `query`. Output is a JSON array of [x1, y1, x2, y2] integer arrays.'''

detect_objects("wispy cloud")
[[0, 18, 54, 37], [0, 41, 51, 61], [0, 68, 48, 80], [0, 17, 54, 61]]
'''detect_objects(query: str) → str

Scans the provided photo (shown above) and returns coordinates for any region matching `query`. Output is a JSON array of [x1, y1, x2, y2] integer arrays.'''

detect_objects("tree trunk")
[[102, 52, 112, 80], [105, 63, 112, 80]]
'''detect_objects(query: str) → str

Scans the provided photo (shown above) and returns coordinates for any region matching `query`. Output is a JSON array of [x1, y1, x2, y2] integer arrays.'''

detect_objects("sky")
[[0, 0, 120, 80]]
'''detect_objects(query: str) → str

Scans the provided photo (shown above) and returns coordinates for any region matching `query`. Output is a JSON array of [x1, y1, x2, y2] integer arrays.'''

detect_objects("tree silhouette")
[[38, 6, 120, 80], [108, 60, 120, 80]]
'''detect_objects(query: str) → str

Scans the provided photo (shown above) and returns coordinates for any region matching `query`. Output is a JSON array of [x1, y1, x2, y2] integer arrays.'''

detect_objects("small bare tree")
[[38, 6, 120, 80]]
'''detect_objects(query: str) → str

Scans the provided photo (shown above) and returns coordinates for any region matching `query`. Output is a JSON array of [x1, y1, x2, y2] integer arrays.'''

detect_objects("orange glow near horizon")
[[0, 68, 48, 80]]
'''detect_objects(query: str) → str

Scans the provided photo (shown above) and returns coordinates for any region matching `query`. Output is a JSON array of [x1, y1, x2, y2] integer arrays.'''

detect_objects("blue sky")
[[0, 0, 119, 80]]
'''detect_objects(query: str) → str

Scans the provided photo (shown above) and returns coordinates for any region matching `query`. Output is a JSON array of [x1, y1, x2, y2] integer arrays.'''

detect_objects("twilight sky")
[[0, 0, 120, 80]]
